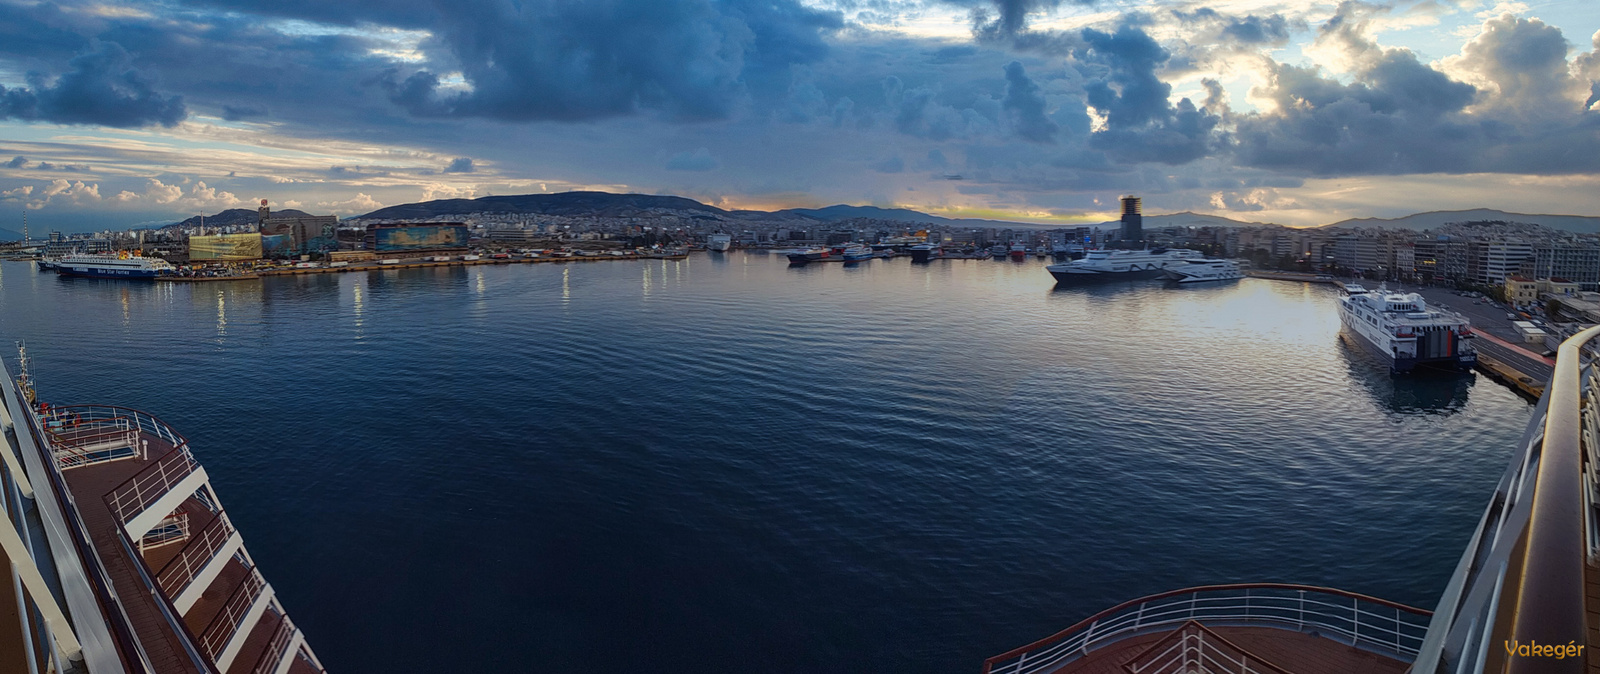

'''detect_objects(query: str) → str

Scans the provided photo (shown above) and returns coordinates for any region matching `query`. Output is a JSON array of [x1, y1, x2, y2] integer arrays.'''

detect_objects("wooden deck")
[[1043, 626, 1413, 674], [57, 429, 287, 674]]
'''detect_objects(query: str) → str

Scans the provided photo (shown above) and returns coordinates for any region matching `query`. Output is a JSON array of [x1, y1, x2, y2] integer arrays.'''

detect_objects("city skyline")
[[0, 0, 1597, 232]]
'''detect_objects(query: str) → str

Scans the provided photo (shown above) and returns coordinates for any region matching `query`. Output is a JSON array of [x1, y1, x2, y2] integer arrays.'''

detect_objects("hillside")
[[357, 191, 730, 221], [166, 208, 316, 230], [1320, 209, 1600, 233]]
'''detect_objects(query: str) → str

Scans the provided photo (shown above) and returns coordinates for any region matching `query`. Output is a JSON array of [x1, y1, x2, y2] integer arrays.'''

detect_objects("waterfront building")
[[1468, 240, 1533, 285], [1531, 245, 1600, 290], [1505, 275, 1539, 306]]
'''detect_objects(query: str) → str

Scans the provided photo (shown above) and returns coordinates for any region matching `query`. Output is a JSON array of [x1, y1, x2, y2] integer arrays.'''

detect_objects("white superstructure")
[[1162, 258, 1243, 283], [56, 253, 175, 279], [1337, 285, 1475, 373], [707, 234, 732, 252], [1046, 248, 1203, 283]]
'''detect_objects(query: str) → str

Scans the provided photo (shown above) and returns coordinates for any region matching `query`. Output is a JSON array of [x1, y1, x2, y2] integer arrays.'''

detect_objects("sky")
[[0, 0, 1596, 231]]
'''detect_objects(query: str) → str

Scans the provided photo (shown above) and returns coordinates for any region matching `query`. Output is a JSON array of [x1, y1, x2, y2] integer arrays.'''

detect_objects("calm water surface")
[[0, 254, 1530, 672]]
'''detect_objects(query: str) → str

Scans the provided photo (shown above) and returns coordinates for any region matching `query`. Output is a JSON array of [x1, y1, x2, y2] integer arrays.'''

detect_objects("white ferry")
[[1046, 247, 1204, 283], [707, 233, 732, 252], [56, 252, 175, 279], [1338, 284, 1475, 373], [1162, 258, 1243, 283]]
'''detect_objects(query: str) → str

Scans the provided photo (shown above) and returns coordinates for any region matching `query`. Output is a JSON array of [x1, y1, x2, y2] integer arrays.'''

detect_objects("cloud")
[[318, 192, 383, 212], [1001, 61, 1057, 142], [222, 105, 267, 121], [871, 156, 905, 173], [1074, 24, 1223, 164], [444, 157, 475, 173], [0, 41, 185, 128], [666, 148, 720, 171], [382, 0, 842, 122], [4, 156, 25, 168]]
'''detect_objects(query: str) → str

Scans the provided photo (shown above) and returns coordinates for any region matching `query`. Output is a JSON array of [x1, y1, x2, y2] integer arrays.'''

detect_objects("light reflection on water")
[[1, 256, 1531, 674]]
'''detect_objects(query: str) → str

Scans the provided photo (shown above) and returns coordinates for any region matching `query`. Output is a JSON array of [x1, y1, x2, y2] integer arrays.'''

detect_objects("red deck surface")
[[1037, 626, 1412, 674], [57, 430, 286, 673]]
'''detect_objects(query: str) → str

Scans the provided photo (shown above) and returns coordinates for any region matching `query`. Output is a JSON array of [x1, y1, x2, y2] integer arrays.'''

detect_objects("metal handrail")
[[1125, 621, 1294, 674], [157, 511, 236, 597], [981, 584, 1432, 674], [105, 444, 200, 525], [200, 566, 266, 659], [251, 613, 295, 674], [41, 405, 187, 448], [1503, 323, 1599, 674]]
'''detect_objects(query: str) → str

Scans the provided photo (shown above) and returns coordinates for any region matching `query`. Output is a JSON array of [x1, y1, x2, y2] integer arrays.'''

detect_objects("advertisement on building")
[[188, 233, 263, 260], [260, 216, 339, 255], [371, 224, 470, 252]]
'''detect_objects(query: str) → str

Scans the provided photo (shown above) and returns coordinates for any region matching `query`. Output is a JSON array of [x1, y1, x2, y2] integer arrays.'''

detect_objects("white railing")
[[45, 414, 144, 469], [105, 444, 200, 525], [1126, 621, 1292, 674], [200, 566, 266, 660], [982, 585, 1432, 674], [138, 512, 190, 552], [157, 512, 236, 597], [251, 613, 295, 674]]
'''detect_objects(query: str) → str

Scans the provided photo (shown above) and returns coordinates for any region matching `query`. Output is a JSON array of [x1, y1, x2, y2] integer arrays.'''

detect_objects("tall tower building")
[[258, 198, 270, 225], [1119, 195, 1142, 242]]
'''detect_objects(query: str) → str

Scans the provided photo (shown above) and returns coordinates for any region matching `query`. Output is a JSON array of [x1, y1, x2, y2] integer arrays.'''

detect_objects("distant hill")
[[357, 192, 729, 221], [1319, 209, 1600, 233], [0, 228, 24, 242], [355, 191, 1091, 229], [164, 208, 316, 230]]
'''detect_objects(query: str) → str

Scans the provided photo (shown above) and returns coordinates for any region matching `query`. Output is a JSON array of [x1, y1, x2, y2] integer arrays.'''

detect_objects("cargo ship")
[[1337, 285, 1475, 373], [56, 252, 175, 279], [1, 346, 327, 673]]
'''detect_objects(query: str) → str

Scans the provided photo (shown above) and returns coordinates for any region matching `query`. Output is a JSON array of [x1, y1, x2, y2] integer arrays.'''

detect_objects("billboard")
[[260, 216, 338, 255], [189, 233, 262, 260], [372, 225, 470, 252], [261, 233, 294, 255]]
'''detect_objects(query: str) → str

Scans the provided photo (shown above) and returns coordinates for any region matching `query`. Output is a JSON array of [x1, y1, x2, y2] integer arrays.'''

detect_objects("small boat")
[[842, 245, 874, 262], [1009, 243, 1027, 261], [991, 245, 1008, 259]]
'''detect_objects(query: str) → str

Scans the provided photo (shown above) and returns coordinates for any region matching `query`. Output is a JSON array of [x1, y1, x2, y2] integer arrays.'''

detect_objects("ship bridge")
[[984, 325, 1600, 674], [0, 361, 324, 673]]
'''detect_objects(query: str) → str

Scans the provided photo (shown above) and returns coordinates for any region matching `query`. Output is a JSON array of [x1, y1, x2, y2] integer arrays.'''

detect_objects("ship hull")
[[909, 249, 934, 263], [1049, 267, 1167, 283], [57, 266, 162, 279]]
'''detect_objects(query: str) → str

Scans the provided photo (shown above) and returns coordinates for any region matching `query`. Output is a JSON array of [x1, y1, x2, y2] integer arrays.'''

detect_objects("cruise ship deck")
[[2, 363, 325, 674], [984, 322, 1600, 674]]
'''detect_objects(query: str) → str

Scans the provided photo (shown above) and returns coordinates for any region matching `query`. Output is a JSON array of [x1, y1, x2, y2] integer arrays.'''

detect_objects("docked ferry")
[[56, 252, 175, 279], [908, 242, 941, 263], [1162, 258, 1243, 283], [706, 233, 732, 252], [1046, 248, 1204, 283], [1338, 285, 1475, 373]]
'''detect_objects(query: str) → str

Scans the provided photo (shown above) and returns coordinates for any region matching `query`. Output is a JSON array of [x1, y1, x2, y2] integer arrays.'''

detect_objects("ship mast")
[[15, 342, 34, 405]]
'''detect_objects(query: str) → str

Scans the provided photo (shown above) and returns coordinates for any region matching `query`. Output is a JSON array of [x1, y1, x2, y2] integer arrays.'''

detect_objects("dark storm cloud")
[[0, 41, 185, 128], [1073, 25, 1222, 164], [384, 0, 843, 122], [222, 105, 267, 121], [444, 158, 475, 174], [4, 156, 25, 169], [666, 148, 720, 171], [1001, 61, 1057, 142]]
